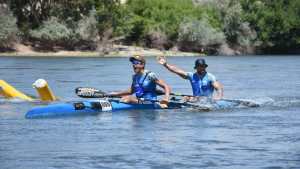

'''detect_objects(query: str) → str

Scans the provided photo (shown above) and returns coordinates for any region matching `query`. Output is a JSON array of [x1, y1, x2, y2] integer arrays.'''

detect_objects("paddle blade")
[[75, 87, 106, 98]]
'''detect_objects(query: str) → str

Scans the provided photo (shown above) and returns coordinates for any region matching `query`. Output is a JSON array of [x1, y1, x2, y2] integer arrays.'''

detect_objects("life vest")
[[189, 72, 215, 97], [132, 70, 157, 100]]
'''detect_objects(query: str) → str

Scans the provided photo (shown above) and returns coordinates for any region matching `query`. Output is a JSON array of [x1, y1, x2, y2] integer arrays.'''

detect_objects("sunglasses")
[[131, 60, 143, 65]]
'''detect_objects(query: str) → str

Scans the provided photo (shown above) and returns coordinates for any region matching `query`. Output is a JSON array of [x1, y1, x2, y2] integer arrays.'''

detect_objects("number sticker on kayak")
[[99, 100, 112, 111]]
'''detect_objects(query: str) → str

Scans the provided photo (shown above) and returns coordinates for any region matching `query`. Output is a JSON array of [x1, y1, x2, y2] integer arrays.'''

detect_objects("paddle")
[[75, 87, 120, 98], [76, 87, 259, 107], [150, 89, 259, 107], [75, 87, 190, 99], [75, 87, 211, 111]]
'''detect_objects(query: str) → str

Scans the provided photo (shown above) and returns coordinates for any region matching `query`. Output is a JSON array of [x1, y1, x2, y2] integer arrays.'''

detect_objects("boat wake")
[[265, 96, 300, 108], [186, 96, 300, 111]]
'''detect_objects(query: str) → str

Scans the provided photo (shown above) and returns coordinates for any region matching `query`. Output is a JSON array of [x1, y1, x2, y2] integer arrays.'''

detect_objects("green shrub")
[[145, 29, 169, 49], [195, 0, 258, 53], [29, 11, 100, 50], [30, 17, 72, 45], [119, 0, 205, 46], [222, 2, 257, 52], [76, 10, 99, 42], [178, 17, 225, 52], [0, 6, 19, 49]]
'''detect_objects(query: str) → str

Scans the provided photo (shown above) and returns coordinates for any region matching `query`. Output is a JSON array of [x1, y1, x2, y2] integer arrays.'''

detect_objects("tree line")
[[0, 0, 299, 54]]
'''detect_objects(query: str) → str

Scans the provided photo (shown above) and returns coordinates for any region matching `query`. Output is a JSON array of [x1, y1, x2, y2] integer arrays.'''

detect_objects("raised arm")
[[157, 56, 188, 79]]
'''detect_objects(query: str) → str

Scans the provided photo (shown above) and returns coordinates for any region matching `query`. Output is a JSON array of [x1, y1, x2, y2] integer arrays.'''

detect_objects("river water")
[[0, 56, 300, 169]]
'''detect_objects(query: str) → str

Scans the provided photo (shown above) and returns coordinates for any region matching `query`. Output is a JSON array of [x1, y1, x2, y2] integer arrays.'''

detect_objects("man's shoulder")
[[186, 72, 194, 78], [206, 72, 217, 81], [145, 70, 157, 80], [206, 72, 215, 77], [144, 70, 155, 76]]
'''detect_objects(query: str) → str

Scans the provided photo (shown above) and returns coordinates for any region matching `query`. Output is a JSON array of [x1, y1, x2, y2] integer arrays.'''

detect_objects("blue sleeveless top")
[[132, 70, 157, 100], [186, 72, 216, 97]]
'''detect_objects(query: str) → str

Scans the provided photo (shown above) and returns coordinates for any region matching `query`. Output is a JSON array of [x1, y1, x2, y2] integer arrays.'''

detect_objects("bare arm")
[[212, 81, 223, 100], [157, 56, 188, 79], [155, 79, 170, 102], [109, 88, 133, 97]]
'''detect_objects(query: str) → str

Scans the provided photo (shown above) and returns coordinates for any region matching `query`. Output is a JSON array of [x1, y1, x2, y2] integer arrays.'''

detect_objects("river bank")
[[0, 44, 199, 57]]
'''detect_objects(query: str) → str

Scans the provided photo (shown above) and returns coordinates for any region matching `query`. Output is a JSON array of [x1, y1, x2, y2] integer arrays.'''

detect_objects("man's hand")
[[159, 97, 169, 108], [157, 55, 167, 65]]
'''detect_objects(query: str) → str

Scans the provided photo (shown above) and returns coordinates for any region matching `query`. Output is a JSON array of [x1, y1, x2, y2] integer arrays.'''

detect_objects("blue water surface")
[[1, 55, 300, 169]]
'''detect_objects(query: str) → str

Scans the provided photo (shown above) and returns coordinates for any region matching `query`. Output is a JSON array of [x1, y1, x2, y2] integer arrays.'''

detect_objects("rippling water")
[[1, 56, 300, 169]]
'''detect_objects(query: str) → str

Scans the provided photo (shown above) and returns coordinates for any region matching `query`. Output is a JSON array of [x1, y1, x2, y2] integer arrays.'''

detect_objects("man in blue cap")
[[157, 56, 223, 101]]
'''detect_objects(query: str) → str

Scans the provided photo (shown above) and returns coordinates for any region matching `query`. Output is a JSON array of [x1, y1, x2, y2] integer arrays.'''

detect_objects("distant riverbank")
[[0, 44, 200, 57]]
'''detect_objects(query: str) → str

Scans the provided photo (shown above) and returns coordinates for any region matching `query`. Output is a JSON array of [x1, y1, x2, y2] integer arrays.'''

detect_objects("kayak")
[[25, 99, 183, 119], [25, 99, 244, 119]]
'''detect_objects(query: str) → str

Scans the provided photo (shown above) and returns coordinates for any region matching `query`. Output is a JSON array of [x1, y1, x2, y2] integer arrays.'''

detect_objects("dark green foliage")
[[119, 0, 205, 45], [241, 0, 300, 53], [1, 0, 299, 54]]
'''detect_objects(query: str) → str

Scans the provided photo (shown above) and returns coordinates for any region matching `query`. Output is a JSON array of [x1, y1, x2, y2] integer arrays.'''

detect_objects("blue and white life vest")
[[186, 72, 216, 97], [132, 70, 157, 100]]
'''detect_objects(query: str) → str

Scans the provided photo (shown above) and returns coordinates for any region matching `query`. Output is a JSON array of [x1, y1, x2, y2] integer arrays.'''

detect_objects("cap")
[[129, 55, 146, 64], [194, 58, 208, 68]]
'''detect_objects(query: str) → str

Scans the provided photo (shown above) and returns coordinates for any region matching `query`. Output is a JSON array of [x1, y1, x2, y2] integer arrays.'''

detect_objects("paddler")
[[110, 55, 170, 108], [157, 56, 223, 101]]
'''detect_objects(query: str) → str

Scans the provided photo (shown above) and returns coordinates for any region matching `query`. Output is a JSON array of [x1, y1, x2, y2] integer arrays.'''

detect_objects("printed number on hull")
[[99, 100, 112, 111]]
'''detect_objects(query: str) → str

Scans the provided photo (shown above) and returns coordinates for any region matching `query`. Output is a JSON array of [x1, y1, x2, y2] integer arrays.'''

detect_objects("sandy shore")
[[0, 44, 200, 57]]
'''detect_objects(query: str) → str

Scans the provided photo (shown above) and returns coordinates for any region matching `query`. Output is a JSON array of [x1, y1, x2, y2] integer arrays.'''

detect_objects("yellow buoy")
[[33, 79, 57, 102], [0, 80, 33, 101]]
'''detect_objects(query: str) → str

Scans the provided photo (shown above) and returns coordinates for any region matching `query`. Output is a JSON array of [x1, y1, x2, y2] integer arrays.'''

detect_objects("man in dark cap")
[[157, 56, 223, 101]]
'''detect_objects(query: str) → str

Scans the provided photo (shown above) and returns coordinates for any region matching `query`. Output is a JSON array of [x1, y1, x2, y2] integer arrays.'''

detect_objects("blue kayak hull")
[[25, 99, 244, 119], [25, 100, 181, 119]]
